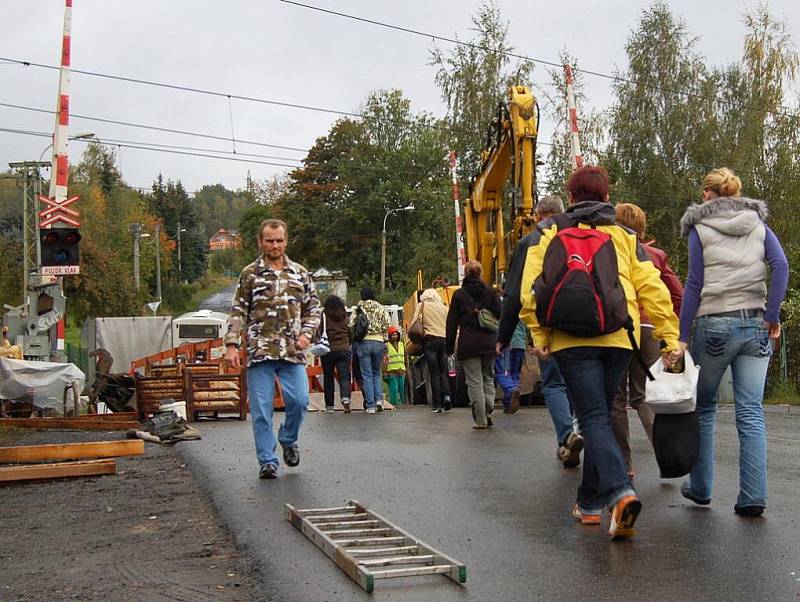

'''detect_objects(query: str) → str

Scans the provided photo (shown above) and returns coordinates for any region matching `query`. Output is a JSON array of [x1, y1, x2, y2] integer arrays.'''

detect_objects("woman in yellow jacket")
[[385, 326, 406, 406], [520, 166, 681, 541]]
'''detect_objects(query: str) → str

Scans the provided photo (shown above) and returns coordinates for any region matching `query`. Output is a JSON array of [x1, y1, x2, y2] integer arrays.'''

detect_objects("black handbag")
[[652, 411, 699, 478]]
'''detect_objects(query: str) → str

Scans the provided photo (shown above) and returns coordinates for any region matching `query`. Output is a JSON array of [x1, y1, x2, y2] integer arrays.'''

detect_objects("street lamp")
[[381, 205, 414, 294], [130, 223, 151, 292], [38, 131, 96, 164]]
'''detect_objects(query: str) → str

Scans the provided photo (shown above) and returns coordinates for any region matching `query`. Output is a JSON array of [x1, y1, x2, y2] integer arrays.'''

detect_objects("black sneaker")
[[429, 406, 443, 413], [376, 402, 384, 413], [259, 463, 278, 479], [734, 504, 764, 517], [558, 433, 584, 468], [443, 400, 452, 412], [282, 445, 300, 467], [486, 414, 494, 428], [680, 482, 711, 506]]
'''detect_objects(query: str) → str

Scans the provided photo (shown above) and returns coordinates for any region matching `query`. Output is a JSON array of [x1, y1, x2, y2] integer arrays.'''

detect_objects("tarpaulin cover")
[[0, 357, 85, 411], [83, 317, 173, 382]]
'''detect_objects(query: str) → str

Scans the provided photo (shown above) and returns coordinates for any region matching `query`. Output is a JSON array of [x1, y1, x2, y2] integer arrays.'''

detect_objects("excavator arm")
[[464, 85, 539, 285]]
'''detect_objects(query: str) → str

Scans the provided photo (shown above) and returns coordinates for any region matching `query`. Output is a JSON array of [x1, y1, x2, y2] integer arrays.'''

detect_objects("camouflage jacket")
[[224, 255, 321, 366], [348, 299, 390, 341]]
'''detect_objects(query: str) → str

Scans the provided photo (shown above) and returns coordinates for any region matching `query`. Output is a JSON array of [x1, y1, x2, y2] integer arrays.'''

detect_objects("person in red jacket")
[[612, 203, 683, 478]]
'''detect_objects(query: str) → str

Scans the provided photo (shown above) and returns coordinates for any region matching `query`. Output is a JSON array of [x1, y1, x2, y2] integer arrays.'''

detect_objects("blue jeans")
[[540, 357, 575, 446], [357, 340, 385, 408], [688, 315, 772, 507], [554, 347, 635, 512], [247, 360, 308, 468]]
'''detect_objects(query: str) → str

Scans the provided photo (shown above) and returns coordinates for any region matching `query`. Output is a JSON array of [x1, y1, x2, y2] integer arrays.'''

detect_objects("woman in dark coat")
[[319, 295, 352, 413], [446, 260, 501, 429]]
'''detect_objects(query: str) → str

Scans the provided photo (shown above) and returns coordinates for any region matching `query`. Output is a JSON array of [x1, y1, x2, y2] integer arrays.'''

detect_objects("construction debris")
[[0, 458, 117, 482], [0, 439, 143, 463]]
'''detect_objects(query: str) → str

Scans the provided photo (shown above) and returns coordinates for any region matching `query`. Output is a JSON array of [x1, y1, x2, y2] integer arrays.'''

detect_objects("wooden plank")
[[317, 520, 380, 530], [308, 513, 369, 523], [326, 527, 393, 538], [0, 459, 116, 482], [0, 418, 140, 431], [348, 546, 420, 557], [81, 412, 138, 421], [0, 440, 144, 464], [337, 536, 406, 547], [296, 505, 356, 515]]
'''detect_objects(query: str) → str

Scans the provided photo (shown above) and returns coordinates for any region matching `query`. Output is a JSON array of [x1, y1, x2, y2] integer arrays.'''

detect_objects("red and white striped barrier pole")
[[564, 64, 584, 171], [449, 151, 466, 283], [46, 0, 75, 354]]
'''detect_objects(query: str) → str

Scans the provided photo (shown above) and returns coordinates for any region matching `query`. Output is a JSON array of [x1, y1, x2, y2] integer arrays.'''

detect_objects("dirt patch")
[[0, 428, 260, 601]]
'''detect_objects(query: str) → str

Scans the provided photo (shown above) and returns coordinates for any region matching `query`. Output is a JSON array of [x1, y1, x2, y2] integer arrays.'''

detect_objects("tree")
[[72, 143, 122, 196], [429, 0, 534, 185]]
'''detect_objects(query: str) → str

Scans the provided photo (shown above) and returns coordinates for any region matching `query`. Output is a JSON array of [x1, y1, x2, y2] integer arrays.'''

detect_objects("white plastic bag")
[[309, 313, 330, 356], [645, 351, 700, 414]]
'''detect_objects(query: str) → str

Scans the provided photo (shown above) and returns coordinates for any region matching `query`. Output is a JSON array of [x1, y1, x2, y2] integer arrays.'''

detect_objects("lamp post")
[[130, 223, 151, 292], [173, 221, 187, 281], [154, 223, 162, 302], [381, 205, 414, 294], [38, 131, 96, 164]]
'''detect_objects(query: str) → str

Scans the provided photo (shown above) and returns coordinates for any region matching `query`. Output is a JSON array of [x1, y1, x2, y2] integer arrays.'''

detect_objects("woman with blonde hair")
[[411, 288, 451, 412], [679, 167, 788, 517]]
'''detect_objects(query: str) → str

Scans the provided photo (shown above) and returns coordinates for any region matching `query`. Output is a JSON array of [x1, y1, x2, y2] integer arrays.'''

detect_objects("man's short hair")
[[464, 260, 482, 279], [259, 218, 288, 239], [535, 195, 564, 216]]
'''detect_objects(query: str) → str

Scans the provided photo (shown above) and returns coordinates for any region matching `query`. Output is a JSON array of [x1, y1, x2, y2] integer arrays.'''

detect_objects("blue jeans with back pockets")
[[357, 340, 385, 409], [688, 314, 772, 507]]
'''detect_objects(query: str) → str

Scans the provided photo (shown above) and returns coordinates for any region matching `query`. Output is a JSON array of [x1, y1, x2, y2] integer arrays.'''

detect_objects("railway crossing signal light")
[[40, 228, 81, 274]]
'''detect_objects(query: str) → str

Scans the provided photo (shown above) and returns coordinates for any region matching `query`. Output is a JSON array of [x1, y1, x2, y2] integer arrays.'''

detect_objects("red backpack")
[[533, 215, 631, 337]]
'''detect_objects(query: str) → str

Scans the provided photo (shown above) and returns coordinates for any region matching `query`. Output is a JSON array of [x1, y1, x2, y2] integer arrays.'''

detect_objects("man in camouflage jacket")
[[225, 219, 321, 479]]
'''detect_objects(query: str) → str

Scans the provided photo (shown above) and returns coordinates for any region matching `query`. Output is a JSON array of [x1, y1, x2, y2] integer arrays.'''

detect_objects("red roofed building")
[[209, 228, 240, 251]]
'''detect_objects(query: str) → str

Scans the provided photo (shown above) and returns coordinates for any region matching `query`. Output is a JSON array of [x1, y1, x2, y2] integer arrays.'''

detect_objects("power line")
[[0, 101, 308, 153], [277, 0, 800, 120]]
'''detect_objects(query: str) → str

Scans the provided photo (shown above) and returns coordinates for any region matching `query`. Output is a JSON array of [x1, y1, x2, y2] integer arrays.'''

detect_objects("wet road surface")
[[177, 405, 800, 601]]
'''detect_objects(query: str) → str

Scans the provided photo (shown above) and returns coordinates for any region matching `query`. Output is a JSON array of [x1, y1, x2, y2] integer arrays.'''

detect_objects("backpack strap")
[[623, 318, 655, 381]]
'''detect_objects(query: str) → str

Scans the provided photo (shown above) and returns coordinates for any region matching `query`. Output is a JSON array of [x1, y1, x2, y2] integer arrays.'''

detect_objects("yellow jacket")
[[386, 341, 406, 373], [520, 208, 679, 354]]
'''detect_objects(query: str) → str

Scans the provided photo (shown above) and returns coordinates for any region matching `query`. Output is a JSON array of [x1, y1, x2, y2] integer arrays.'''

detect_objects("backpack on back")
[[533, 215, 630, 337], [351, 306, 370, 342]]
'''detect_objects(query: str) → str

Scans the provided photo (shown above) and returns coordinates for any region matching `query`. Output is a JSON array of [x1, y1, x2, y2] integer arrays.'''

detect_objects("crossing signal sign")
[[40, 228, 81, 275]]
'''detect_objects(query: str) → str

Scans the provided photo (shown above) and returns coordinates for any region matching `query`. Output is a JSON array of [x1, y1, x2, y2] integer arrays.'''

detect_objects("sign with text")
[[41, 265, 80, 276]]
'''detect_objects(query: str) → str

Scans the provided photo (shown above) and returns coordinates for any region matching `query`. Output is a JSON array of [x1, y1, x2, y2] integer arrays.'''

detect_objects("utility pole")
[[380, 206, 414, 294], [9, 161, 50, 299], [131, 223, 142, 292], [176, 220, 182, 281], [154, 223, 162, 301]]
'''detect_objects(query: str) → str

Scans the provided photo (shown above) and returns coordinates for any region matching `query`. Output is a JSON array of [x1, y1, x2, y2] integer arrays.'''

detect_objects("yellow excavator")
[[464, 85, 539, 285], [402, 85, 541, 404]]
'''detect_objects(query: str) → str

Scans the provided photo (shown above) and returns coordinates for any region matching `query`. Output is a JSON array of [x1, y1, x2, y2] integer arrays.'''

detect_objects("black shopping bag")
[[652, 411, 699, 478]]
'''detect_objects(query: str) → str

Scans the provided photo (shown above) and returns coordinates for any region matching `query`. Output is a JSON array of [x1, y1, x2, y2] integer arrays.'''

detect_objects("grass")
[[764, 381, 800, 405]]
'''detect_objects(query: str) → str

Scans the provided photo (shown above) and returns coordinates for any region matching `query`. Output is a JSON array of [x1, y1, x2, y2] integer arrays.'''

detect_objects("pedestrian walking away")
[[319, 295, 352, 413], [349, 287, 390, 414], [224, 218, 321, 480], [678, 167, 788, 518], [520, 166, 681, 540], [385, 326, 407, 407], [612, 203, 684, 479], [411, 288, 451, 412], [446, 260, 501, 429], [498, 195, 583, 467]]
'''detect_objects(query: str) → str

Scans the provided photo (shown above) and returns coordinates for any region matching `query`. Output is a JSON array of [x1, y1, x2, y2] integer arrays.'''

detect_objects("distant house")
[[209, 229, 239, 251], [312, 267, 347, 300]]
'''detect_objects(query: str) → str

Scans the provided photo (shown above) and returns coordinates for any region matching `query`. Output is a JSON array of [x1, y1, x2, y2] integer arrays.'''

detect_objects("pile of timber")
[[0, 439, 144, 483]]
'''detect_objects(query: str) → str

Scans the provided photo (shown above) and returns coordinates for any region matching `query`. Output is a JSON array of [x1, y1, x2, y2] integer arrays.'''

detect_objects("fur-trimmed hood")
[[680, 197, 768, 237]]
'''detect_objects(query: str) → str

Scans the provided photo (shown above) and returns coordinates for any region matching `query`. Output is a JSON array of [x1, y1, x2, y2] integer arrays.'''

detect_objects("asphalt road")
[[177, 405, 800, 601], [198, 283, 237, 313]]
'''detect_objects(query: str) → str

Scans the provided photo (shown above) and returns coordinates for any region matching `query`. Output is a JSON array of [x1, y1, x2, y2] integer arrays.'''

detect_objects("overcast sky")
[[1, 0, 798, 195]]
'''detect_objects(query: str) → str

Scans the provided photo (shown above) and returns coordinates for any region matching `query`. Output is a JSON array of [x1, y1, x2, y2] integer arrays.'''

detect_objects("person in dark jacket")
[[612, 203, 683, 477], [498, 195, 583, 467], [446, 260, 502, 429], [319, 295, 353, 413]]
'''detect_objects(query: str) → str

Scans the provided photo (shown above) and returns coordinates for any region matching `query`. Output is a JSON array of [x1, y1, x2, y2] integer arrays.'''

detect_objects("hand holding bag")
[[309, 313, 331, 356], [645, 350, 699, 414]]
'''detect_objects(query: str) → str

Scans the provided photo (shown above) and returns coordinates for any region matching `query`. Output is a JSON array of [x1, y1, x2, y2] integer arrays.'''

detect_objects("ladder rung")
[[370, 565, 453, 579], [296, 505, 357, 515], [348, 545, 420, 557], [358, 555, 434, 567], [318, 519, 380, 530], [327, 527, 393, 537], [337, 536, 405, 547], [308, 513, 369, 523]]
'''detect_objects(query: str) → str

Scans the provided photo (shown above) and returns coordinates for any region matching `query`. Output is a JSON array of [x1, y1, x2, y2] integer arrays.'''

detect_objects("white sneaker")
[[366, 407, 377, 415], [376, 402, 384, 412]]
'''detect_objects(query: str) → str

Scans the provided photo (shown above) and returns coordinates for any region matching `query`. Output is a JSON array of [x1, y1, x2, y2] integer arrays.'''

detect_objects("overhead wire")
[[277, 0, 800, 120]]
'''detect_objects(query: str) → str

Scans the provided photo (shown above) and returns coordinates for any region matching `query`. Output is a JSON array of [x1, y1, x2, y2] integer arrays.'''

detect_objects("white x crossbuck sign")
[[38, 195, 80, 228]]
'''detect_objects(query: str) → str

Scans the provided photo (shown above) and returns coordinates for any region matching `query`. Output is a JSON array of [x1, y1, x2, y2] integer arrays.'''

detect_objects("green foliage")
[[237, 202, 274, 261], [429, 0, 534, 185], [209, 247, 244, 275], [72, 143, 122, 196], [193, 184, 251, 235]]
